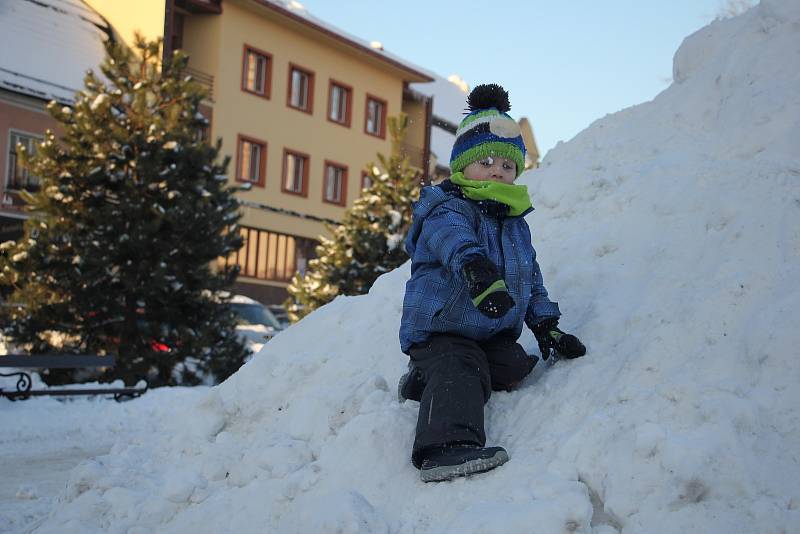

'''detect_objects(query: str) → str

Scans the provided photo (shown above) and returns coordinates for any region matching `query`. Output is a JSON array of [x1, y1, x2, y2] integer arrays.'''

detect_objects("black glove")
[[461, 256, 515, 319], [532, 318, 586, 360]]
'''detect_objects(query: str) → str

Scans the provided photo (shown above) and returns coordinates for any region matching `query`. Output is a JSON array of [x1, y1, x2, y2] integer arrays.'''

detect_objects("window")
[[323, 161, 347, 205], [282, 149, 309, 196], [327, 80, 352, 126], [287, 64, 314, 113], [361, 172, 372, 191], [6, 131, 42, 191], [236, 135, 266, 186], [221, 226, 317, 282], [241, 45, 272, 98], [365, 95, 386, 138]]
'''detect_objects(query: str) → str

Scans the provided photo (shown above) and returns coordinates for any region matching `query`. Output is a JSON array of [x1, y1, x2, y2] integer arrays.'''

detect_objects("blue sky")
[[302, 0, 732, 156]]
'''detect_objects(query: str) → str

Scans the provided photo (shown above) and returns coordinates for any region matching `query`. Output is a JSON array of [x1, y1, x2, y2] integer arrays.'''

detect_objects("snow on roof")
[[257, 0, 434, 83], [406, 75, 470, 165], [429, 124, 456, 165], [411, 75, 469, 127], [228, 293, 262, 306], [0, 0, 109, 104]]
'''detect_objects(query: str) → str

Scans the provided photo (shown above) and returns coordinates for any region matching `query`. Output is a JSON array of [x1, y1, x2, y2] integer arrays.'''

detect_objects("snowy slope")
[[31, 1, 800, 532]]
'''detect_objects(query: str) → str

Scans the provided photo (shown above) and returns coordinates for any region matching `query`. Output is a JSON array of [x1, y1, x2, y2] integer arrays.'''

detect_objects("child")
[[398, 84, 586, 482]]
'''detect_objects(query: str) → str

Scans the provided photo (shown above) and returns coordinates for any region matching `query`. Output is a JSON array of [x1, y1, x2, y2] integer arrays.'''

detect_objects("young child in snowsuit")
[[398, 84, 586, 482]]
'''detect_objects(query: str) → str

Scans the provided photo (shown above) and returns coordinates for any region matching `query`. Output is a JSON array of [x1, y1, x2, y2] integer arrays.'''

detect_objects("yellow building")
[[84, 0, 434, 304]]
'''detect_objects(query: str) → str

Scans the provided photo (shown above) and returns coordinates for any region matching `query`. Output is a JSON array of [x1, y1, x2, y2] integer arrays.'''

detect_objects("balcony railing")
[[183, 66, 214, 101]]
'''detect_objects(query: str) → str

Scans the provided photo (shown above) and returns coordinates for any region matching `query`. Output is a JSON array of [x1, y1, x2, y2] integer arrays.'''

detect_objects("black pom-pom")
[[466, 84, 511, 113]]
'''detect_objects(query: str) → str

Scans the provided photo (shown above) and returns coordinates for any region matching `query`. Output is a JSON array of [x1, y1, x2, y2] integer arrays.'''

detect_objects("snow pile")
[[0, 388, 209, 533], [30, 2, 800, 532]]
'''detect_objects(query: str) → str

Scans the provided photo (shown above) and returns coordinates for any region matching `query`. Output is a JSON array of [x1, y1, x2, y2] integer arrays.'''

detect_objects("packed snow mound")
[[35, 3, 800, 533]]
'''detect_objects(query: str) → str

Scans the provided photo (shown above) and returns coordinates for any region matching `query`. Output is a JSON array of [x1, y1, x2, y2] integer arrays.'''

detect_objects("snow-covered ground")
[[0, 387, 210, 533], [2, 1, 800, 532]]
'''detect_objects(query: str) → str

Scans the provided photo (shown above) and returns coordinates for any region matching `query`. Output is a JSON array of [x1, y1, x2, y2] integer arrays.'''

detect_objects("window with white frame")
[[323, 162, 346, 205], [6, 131, 42, 191]]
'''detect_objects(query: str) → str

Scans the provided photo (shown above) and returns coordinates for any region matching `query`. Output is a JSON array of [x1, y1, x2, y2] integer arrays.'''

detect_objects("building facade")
[[1, 0, 541, 309], [84, 0, 434, 304]]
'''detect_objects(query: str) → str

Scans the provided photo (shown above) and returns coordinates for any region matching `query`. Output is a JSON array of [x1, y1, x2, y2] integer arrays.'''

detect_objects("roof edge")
[[249, 0, 434, 83]]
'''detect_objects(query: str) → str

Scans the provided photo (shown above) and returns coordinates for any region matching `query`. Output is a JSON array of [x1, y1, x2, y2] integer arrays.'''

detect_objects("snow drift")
[[34, 2, 800, 532]]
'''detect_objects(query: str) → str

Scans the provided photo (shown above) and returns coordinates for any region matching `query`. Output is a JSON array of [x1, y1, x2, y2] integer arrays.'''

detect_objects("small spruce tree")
[[0, 36, 248, 386], [285, 114, 420, 321]]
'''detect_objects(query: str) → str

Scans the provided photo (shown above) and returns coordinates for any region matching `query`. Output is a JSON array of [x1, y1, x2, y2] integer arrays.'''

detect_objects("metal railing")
[[183, 66, 214, 101]]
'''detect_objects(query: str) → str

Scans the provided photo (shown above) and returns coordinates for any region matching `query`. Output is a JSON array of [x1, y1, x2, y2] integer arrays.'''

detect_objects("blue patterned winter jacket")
[[399, 180, 561, 354]]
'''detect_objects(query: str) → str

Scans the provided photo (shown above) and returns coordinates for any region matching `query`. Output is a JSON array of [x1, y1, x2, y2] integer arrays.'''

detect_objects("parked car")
[[228, 294, 283, 346], [266, 304, 291, 329]]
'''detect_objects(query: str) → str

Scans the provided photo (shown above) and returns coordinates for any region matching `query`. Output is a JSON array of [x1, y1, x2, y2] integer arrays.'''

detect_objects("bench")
[[0, 354, 148, 402]]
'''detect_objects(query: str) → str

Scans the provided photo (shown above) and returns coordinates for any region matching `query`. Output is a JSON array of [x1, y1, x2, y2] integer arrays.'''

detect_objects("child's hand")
[[461, 256, 515, 318], [532, 318, 586, 359], [475, 290, 515, 318]]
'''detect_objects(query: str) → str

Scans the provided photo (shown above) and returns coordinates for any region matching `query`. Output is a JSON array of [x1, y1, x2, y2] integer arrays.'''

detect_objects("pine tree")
[[0, 36, 248, 386], [285, 114, 420, 321]]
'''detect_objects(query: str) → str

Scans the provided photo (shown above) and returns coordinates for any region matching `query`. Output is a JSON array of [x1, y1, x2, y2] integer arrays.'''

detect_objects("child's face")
[[463, 156, 517, 184]]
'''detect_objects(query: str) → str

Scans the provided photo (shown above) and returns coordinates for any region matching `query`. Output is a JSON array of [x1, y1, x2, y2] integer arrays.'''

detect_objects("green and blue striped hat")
[[449, 84, 526, 177]]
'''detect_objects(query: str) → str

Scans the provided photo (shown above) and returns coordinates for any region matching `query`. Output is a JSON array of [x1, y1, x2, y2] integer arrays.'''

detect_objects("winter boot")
[[419, 443, 509, 482], [397, 363, 425, 403]]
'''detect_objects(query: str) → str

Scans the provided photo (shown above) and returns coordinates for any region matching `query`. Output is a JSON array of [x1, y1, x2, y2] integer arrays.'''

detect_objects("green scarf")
[[450, 172, 532, 216]]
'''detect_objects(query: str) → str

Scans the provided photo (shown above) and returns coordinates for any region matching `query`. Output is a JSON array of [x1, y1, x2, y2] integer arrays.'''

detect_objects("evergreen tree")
[[0, 36, 248, 386], [285, 114, 421, 321]]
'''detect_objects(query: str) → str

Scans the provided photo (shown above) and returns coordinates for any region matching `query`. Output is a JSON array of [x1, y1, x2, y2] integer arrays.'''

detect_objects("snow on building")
[[0, 0, 110, 242]]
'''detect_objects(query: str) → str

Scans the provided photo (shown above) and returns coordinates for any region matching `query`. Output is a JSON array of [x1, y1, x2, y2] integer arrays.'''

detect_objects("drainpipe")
[[162, 0, 175, 64], [422, 94, 433, 186]]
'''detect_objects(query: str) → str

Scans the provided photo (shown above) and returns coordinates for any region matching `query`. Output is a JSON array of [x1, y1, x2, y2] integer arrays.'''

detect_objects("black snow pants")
[[409, 333, 537, 468]]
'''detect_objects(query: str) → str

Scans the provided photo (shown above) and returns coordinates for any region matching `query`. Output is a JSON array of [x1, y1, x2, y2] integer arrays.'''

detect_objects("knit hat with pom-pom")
[[449, 83, 526, 177]]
